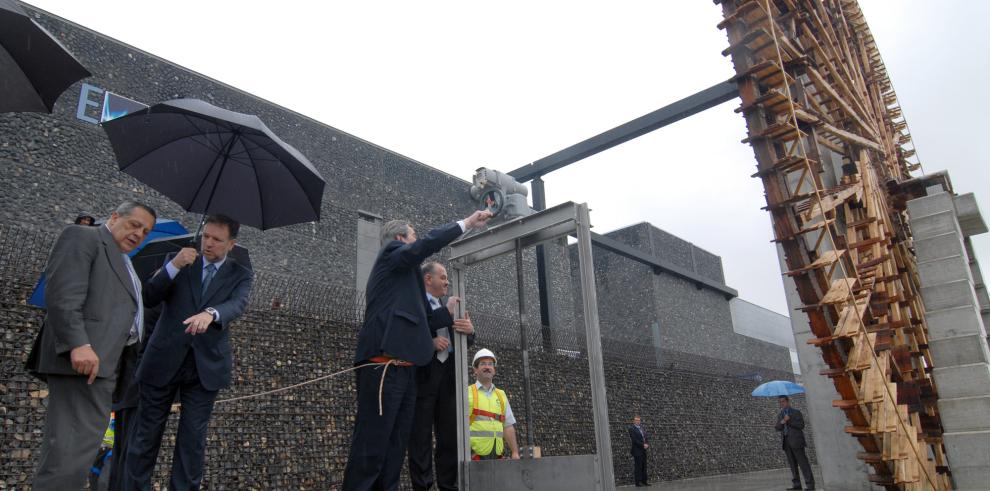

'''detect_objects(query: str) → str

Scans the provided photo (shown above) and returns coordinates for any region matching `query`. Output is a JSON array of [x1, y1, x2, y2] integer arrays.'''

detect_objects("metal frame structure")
[[448, 202, 615, 491], [506, 82, 741, 340]]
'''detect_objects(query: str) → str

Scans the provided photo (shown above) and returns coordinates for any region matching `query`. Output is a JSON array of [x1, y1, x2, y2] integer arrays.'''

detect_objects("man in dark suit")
[[123, 215, 253, 490], [407, 261, 475, 491], [343, 210, 492, 491], [776, 396, 815, 490], [30, 201, 156, 489], [629, 415, 649, 487]]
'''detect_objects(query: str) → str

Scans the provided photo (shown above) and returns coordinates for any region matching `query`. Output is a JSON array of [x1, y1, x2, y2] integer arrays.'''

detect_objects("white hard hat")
[[473, 348, 497, 367]]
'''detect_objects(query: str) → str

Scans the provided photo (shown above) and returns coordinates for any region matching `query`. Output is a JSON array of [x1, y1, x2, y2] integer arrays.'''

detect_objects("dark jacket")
[[136, 254, 253, 391], [354, 222, 463, 367], [775, 407, 807, 449], [629, 424, 648, 456], [417, 299, 475, 383], [29, 225, 139, 379]]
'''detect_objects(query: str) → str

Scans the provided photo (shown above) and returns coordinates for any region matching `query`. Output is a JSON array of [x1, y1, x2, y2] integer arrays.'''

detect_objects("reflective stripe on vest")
[[470, 430, 505, 438], [468, 384, 507, 457]]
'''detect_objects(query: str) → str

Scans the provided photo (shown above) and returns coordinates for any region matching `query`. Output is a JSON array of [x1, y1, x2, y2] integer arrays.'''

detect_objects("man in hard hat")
[[467, 349, 520, 460]]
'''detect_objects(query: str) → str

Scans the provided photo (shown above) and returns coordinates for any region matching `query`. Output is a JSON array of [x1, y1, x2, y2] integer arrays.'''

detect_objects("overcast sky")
[[28, 1, 989, 315]]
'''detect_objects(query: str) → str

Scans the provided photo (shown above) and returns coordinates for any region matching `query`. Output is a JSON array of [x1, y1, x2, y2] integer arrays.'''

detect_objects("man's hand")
[[70, 345, 100, 384], [463, 210, 494, 229], [783, 415, 790, 423], [170, 247, 198, 269], [183, 311, 214, 335], [453, 312, 474, 335], [433, 336, 450, 352], [446, 296, 460, 316]]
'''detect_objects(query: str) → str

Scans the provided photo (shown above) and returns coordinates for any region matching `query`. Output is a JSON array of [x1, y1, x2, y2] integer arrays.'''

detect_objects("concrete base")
[[917, 255, 972, 287], [931, 363, 990, 399], [929, 335, 990, 367], [942, 430, 990, 490], [925, 305, 987, 340], [938, 395, 990, 433], [921, 279, 979, 312], [914, 232, 966, 264], [469, 454, 599, 491]]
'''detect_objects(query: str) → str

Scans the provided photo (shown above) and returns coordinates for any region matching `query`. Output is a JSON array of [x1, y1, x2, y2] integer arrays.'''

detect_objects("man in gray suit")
[[30, 201, 156, 489]]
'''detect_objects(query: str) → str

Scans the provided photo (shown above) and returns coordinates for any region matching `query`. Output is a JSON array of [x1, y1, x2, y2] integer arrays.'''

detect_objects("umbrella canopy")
[[101, 98, 325, 230], [0, 0, 91, 113], [751, 380, 806, 397]]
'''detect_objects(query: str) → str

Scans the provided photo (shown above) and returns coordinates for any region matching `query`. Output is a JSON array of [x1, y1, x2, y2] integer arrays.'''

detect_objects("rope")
[[208, 361, 386, 405]]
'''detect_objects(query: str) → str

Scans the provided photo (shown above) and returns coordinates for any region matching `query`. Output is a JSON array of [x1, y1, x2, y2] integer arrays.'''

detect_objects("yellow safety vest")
[[468, 384, 508, 457]]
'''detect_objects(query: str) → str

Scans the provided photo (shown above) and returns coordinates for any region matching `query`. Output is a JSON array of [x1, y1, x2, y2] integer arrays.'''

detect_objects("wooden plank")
[[822, 278, 858, 305]]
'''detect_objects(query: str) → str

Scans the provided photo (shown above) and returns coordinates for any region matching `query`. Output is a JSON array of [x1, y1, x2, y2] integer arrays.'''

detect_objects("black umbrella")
[[101, 98, 325, 231], [0, 0, 91, 113]]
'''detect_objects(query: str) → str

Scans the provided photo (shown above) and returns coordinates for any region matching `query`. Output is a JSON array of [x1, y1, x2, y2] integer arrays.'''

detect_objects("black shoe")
[[805, 488, 816, 490], [787, 487, 802, 490]]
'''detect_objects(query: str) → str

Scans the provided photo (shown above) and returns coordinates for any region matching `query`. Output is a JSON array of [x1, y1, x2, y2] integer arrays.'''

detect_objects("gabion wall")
[[0, 225, 810, 489]]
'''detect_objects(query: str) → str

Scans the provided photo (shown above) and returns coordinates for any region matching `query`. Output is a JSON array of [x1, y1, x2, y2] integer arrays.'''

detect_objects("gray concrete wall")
[[729, 298, 799, 374], [907, 187, 990, 490]]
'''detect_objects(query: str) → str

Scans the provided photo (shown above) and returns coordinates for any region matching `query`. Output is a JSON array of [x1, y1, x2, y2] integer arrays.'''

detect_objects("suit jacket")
[[29, 225, 140, 379], [136, 254, 253, 391], [416, 299, 475, 385], [629, 425, 648, 456], [355, 222, 463, 367], [775, 407, 807, 449]]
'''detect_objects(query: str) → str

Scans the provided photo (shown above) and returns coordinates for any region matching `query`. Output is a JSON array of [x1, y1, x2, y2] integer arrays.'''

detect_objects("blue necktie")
[[202, 263, 217, 293]]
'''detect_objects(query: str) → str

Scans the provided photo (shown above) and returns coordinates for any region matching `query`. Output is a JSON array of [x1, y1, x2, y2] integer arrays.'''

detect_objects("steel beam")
[[507, 81, 739, 183], [576, 203, 615, 491], [449, 202, 580, 267], [452, 265, 472, 490]]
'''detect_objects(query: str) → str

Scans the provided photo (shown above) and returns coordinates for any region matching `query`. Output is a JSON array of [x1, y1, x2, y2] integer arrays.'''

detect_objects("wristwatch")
[[204, 307, 219, 322]]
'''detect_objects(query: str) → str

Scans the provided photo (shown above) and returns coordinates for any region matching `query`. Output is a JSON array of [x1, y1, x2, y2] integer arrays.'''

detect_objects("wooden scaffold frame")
[[717, 0, 951, 489]]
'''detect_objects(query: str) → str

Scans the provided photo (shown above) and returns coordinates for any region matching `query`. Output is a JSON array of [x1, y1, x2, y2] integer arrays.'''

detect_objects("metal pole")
[[575, 203, 615, 490], [531, 177, 555, 351], [451, 265, 472, 490], [515, 241, 536, 457]]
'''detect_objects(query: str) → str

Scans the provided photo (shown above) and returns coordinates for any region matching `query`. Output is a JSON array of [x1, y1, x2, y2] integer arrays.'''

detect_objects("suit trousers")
[[632, 451, 648, 485], [343, 363, 417, 491], [408, 356, 458, 491], [33, 373, 116, 490], [124, 350, 218, 491], [784, 444, 814, 488], [109, 342, 141, 491]]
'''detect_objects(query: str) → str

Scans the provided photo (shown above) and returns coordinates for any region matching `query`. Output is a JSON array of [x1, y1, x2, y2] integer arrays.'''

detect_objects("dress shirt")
[[165, 254, 227, 322]]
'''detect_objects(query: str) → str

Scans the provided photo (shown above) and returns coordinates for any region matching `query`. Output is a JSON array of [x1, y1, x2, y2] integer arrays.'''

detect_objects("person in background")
[[629, 415, 649, 487], [776, 395, 815, 491]]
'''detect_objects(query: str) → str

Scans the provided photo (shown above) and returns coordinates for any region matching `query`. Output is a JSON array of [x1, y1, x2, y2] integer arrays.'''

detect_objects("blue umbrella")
[[751, 380, 805, 397], [27, 219, 189, 308]]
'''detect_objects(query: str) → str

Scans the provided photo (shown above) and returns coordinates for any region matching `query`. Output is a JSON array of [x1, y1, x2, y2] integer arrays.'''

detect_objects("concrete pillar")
[[907, 188, 990, 490], [776, 245, 874, 491]]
